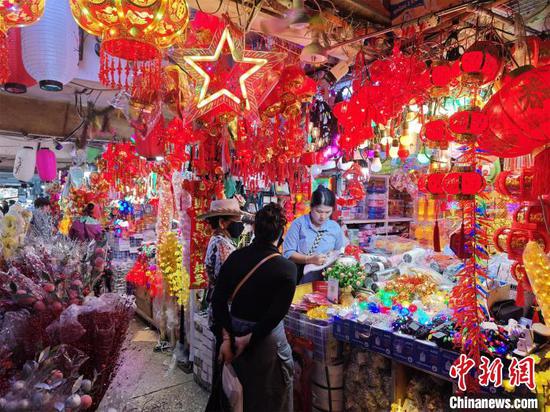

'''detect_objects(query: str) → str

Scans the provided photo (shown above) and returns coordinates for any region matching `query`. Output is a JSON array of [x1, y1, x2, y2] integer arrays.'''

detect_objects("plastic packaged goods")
[[369, 235, 418, 254]]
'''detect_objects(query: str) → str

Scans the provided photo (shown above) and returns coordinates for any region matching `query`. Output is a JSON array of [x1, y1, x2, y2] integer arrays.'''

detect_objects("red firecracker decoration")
[[479, 65, 550, 157]]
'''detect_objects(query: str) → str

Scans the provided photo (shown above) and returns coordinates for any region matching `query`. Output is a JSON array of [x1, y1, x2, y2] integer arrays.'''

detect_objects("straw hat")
[[198, 198, 252, 220]]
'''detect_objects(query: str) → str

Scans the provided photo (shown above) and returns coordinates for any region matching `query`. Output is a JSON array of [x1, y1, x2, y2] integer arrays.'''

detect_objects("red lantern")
[[455, 41, 502, 85], [425, 173, 445, 195], [495, 169, 534, 200], [513, 202, 549, 232], [70, 0, 189, 96], [512, 36, 550, 68], [422, 118, 453, 148], [429, 62, 453, 87], [36, 148, 57, 182], [135, 117, 166, 161], [448, 108, 488, 143], [494, 227, 550, 261], [0, 0, 45, 84], [441, 171, 486, 196], [478, 65, 550, 157], [4, 29, 35, 94]]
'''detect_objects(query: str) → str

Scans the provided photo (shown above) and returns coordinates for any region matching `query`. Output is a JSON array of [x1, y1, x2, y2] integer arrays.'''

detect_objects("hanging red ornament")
[[494, 227, 550, 262], [448, 107, 488, 144], [0, 0, 44, 84], [418, 173, 442, 194], [442, 171, 486, 197], [479, 65, 550, 157], [422, 118, 453, 148], [337, 163, 366, 207], [454, 41, 503, 86], [428, 61, 453, 87], [172, 25, 285, 122], [3, 28, 35, 94], [70, 0, 189, 97], [495, 169, 534, 200], [513, 202, 549, 232]]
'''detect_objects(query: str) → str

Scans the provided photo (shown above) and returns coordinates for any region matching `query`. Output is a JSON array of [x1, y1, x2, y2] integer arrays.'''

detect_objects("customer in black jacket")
[[211, 203, 297, 412]]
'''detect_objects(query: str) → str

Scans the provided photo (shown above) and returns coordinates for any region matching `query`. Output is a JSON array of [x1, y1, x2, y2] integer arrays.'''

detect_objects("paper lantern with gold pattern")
[[69, 0, 189, 96], [0, 0, 45, 84]]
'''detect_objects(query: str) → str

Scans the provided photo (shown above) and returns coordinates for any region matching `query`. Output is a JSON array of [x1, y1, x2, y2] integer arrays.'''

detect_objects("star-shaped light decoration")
[[171, 25, 286, 122]]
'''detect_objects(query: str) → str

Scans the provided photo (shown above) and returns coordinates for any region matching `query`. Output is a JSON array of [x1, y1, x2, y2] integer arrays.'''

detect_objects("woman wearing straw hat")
[[199, 198, 251, 307]]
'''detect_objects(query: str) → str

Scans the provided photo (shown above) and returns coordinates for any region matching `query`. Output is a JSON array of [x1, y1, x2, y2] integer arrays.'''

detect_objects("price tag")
[[327, 277, 339, 303]]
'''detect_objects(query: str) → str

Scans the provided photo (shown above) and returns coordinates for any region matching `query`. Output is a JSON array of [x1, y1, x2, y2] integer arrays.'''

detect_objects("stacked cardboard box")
[[192, 312, 215, 391]]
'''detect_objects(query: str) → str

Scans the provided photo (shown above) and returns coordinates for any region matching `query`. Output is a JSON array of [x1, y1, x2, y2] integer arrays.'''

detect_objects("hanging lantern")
[[441, 171, 486, 197], [13, 146, 36, 182], [418, 173, 445, 195], [513, 202, 549, 232], [135, 116, 166, 160], [494, 227, 550, 262], [448, 107, 488, 143], [495, 169, 534, 200], [3, 28, 35, 94], [426, 61, 454, 97], [422, 118, 453, 148], [479, 65, 550, 157], [22, 0, 79, 91], [36, 148, 57, 182], [0, 0, 45, 84], [70, 0, 189, 96], [455, 41, 502, 85]]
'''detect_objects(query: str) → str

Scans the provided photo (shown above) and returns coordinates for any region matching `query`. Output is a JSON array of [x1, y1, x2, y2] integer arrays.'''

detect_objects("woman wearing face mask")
[[199, 198, 249, 307], [283, 185, 345, 284], [211, 203, 297, 412]]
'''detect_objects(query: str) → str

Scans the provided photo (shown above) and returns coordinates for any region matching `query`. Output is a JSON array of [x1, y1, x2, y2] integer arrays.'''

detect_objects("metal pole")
[[325, 0, 541, 52]]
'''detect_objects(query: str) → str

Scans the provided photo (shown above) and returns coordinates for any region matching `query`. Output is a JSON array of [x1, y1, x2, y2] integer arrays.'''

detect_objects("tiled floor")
[[99, 318, 209, 412]]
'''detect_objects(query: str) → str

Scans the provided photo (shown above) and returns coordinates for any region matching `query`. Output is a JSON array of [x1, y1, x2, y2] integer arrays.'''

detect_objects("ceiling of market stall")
[[0, 0, 548, 175]]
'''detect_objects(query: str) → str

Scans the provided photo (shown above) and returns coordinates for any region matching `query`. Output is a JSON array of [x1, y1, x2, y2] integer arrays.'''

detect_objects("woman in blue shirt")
[[283, 186, 344, 283]]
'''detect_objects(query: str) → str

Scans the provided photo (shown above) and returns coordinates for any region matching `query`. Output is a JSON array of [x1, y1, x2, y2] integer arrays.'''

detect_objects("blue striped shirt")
[[283, 214, 344, 259]]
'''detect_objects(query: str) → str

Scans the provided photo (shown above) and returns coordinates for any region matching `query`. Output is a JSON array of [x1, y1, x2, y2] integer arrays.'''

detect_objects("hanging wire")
[[195, 0, 224, 15]]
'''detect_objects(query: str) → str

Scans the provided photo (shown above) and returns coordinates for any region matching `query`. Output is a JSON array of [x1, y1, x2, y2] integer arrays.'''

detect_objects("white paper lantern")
[[22, 0, 79, 91], [13, 146, 36, 182]]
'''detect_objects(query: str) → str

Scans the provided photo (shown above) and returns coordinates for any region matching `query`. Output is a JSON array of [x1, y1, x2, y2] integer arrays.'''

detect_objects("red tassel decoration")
[[433, 219, 441, 252]]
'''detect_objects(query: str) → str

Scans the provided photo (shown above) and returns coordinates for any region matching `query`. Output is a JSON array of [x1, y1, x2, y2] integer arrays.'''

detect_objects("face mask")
[[227, 221, 245, 239]]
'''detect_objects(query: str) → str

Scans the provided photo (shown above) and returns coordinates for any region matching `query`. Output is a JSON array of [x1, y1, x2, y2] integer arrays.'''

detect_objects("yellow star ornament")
[[172, 25, 286, 122]]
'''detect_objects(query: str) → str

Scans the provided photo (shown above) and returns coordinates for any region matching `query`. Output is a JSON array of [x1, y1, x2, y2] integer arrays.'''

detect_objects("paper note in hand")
[[303, 250, 340, 275]]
